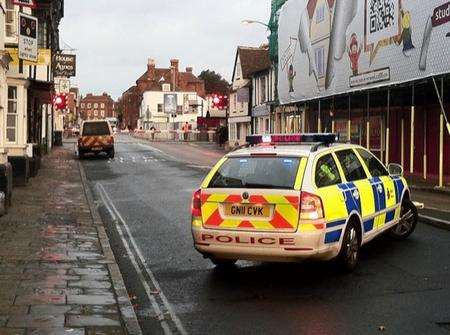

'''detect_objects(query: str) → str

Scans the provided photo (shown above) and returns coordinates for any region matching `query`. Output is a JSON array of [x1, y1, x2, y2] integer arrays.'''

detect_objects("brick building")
[[119, 59, 206, 130], [118, 86, 142, 130], [80, 93, 115, 121]]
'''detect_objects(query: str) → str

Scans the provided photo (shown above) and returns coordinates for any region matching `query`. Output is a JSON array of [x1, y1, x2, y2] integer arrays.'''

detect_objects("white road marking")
[[96, 183, 187, 335], [419, 214, 450, 225]]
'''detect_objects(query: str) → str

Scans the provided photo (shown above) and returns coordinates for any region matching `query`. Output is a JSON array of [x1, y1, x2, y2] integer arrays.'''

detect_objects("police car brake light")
[[246, 133, 338, 145], [300, 192, 324, 221], [191, 189, 202, 217]]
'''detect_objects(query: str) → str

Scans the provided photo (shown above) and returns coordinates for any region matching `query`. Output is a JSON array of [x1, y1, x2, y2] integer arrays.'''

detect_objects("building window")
[[101, 103, 105, 108], [157, 104, 163, 113], [7, 86, 18, 143], [101, 110, 105, 118], [5, 0, 16, 38], [316, 4, 325, 23], [315, 47, 325, 77], [162, 84, 171, 92], [38, 18, 47, 48], [94, 110, 98, 117], [236, 59, 242, 79], [87, 103, 91, 108], [260, 77, 266, 103], [81, 103, 85, 108], [94, 103, 98, 108]]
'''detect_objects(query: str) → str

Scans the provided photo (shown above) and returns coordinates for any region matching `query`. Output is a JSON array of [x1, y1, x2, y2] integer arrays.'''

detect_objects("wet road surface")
[[82, 135, 450, 335]]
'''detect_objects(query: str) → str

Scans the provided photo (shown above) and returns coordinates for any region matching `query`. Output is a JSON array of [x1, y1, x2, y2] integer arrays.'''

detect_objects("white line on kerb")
[[96, 183, 188, 335]]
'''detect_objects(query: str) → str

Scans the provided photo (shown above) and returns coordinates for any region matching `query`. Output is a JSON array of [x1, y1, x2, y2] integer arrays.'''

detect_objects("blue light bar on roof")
[[246, 133, 339, 146]]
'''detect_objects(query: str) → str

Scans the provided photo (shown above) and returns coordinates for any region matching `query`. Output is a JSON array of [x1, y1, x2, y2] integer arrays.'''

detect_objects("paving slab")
[[0, 147, 141, 335]]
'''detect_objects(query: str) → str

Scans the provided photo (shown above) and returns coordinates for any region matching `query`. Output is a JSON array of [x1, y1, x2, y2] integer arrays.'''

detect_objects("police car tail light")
[[299, 192, 324, 221], [191, 189, 202, 217]]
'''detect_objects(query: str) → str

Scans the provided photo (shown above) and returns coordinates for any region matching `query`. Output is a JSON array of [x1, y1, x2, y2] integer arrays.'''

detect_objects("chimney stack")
[[147, 58, 156, 80], [170, 59, 179, 89]]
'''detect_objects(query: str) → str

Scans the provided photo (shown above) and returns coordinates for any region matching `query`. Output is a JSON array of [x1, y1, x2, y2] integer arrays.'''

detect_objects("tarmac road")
[[82, 135, 450, 335]]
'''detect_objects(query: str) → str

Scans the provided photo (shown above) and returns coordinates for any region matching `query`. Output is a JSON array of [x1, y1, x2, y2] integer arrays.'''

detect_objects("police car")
[[191, 134, 418, 271]]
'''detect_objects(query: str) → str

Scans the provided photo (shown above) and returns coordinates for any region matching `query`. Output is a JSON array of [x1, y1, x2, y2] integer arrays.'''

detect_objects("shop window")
[[7, 86, 18, 143]]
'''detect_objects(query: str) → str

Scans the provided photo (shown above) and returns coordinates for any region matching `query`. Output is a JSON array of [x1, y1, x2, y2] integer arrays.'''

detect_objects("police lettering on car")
[[190, 134, 418, 272]]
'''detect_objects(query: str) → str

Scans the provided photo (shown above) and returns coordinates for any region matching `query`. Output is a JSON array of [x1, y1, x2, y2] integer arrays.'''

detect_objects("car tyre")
[[108, 149, 115, 159], [337, 221, 360, 272], [389, 199, 418, 240]]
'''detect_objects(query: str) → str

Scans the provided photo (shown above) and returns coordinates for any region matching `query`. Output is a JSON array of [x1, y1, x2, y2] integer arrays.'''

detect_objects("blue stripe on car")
[[364, 219, 375, 233], [325, 230, 342, 244], [385, 210, 396, 223], [326, 220, 346, 229]]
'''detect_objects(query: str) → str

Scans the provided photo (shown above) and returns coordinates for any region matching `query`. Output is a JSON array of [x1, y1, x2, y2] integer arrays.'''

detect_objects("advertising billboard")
[[278, 0, 450, 104]]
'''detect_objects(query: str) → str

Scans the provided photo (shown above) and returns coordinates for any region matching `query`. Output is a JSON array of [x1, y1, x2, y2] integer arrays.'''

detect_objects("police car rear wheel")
[[338, 222, 360, 272], [389, 199, 418, 240]]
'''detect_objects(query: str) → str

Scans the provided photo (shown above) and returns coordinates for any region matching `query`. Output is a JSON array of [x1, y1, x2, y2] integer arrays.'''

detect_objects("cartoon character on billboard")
[[288, 64, 296, 92], [347, 33, 362, 76], [396, 4, 415, 57]]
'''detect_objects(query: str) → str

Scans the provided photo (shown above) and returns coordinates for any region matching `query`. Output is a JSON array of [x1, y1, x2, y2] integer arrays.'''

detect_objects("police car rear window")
[[208, 157, 301, 189], [82, 122, 110, 136]]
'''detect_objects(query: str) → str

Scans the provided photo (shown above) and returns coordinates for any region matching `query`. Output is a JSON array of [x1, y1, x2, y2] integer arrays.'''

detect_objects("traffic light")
[[211, 94, 229, 110], [53, 93, 68, 111]]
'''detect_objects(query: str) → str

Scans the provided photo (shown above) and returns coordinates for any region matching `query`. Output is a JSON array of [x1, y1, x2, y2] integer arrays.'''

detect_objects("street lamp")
[[241, 19, 270, 28]]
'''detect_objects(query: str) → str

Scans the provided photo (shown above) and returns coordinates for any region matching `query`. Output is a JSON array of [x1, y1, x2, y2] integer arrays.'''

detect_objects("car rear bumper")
[[79, 144, 114, 153], [192, 227, 341, 262]]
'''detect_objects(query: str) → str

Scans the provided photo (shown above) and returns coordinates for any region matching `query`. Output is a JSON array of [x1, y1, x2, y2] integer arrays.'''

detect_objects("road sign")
[[12, 0, 36, 8], [53, 53, 76, 77], [18, 13, 38, 62], [57, 78, 70, 94]]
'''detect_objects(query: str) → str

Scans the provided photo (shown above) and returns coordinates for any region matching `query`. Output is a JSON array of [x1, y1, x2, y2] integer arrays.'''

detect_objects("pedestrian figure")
[[182, 122, 189, 141], [150, 126, 156, 141]]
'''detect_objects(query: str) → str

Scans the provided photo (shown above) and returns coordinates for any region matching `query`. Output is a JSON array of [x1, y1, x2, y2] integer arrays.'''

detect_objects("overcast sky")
[[60, 1, 271, 99]]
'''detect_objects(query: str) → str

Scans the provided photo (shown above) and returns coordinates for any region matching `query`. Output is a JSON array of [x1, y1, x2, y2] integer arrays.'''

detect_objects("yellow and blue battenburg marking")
[[324, 182, 362, 244], [323, 176, 407, 245]]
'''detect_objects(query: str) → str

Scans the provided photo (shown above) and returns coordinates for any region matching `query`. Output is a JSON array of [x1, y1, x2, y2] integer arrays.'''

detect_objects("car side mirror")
[[388, 163, 403, 177]]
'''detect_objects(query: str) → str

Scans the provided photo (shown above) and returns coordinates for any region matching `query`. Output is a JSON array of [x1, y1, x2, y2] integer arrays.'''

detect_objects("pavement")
[[82, 135, 450, 335], [0, 147, 141, 335]]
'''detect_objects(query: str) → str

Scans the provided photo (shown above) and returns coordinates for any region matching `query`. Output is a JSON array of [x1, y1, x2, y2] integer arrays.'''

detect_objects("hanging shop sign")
[[278, 0, 450, 104], [53, 53, 76, 77], [18, 13, 38, 62]]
